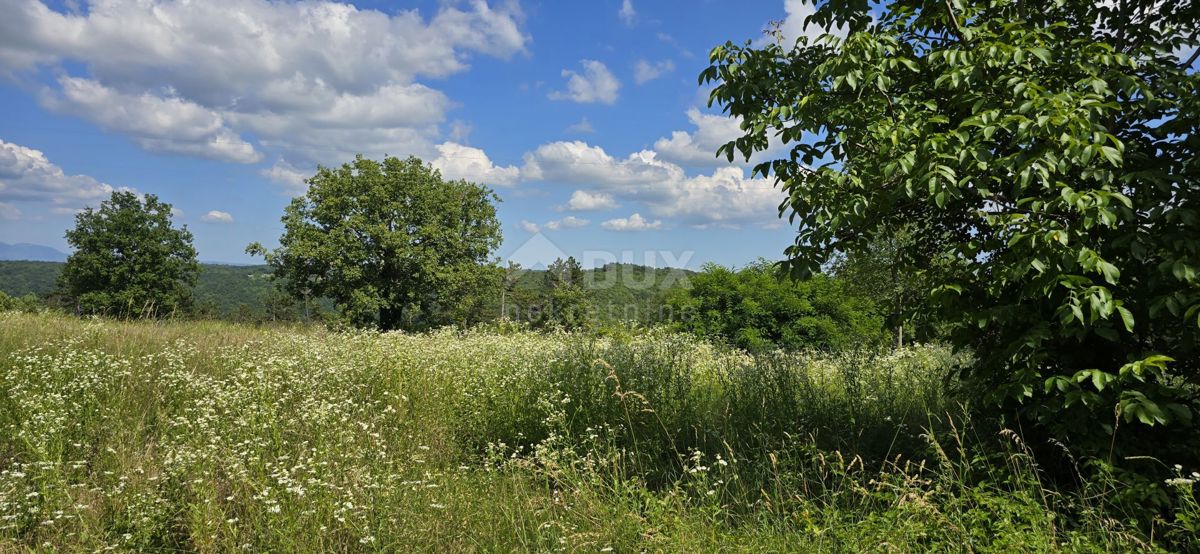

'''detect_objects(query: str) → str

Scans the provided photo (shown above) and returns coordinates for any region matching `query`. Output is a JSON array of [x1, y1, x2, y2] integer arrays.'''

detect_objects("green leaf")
[[1117, 305, 1134, 331]]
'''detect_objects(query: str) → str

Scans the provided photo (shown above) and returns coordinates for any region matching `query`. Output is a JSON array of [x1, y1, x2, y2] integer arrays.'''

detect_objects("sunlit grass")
[[0, 312, 1177, 551]]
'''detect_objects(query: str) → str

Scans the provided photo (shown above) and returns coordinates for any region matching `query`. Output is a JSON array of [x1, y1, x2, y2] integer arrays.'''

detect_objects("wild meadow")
[[1, 311, 1190, 552]]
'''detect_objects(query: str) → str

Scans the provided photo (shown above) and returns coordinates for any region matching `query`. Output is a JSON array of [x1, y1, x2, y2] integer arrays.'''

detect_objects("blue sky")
[[0, 0, 819, 267]]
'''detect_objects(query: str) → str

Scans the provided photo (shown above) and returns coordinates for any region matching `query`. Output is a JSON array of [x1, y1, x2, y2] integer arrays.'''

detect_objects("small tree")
[[59, 191, 198, 318], [248, 155, 502, 331], [500, 261, 523, 320], [535, 257, 592, 329]]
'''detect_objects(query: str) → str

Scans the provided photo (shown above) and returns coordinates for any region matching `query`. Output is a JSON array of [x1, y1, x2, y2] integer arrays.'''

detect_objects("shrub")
[[666, 260, 888, 352]]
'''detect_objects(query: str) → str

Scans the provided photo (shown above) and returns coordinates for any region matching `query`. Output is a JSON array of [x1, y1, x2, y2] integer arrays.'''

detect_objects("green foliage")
[[532, 257, 592, 329], [704, 0, 1200, 461], [586, 263, 687, 323], [249, 155, 503, 330], [0, 261, 61, 297], [0, 291, 42, 313], [57, 191, 199, 318], [666, 260, 886, 351], [191, 264, 277, 316], [830, 227, 936, 346]]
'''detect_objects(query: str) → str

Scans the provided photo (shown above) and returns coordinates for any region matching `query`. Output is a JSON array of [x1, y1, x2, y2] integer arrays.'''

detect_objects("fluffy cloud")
[[0, 0, 527, 83], [618, 0, 636, 26], [601, 213, 662, 231], [200, 210, 234, 224], [549, 60, 620, 105], [653, 108, 743, 167], [430, 142, 519, 187], [0, 0, 529, 168], [649, 166, 782, 226], [522, 140, 782, 227], [633, 59, 674, 85], [544, 215, 589, 230], [522, 141, 683, 197], [43, 77, 260, 164], [261, 160, 311, 194], [652, 107, 788, 169], [564, 190, 617, 211], [519, 215, 590, 233], [0, 138, 119, 209]]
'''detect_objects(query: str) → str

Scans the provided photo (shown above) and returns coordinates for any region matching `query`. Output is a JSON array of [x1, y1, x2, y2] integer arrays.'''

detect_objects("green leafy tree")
[[262, 288, 298, 323], [829, 227, 932, 347], [668, 261, 886, 352], [535, 257, 592, 329], [704, 0, 1200, 458], [500, 261, 523, 321], [248, 155, 502, 331], [58, 191, 198, 318]]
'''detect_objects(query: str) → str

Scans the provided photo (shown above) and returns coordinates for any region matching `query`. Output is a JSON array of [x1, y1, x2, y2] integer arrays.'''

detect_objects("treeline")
[[0, 259, 697, 327], [0, 156, 913, 352]]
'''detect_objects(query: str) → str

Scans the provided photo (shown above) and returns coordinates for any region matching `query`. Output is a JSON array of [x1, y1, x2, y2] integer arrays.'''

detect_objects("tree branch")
[[944, 0, 965, 39], [1183, 44, 1200, 69]]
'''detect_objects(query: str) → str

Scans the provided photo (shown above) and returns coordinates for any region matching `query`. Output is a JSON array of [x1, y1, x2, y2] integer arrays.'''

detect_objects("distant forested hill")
[[0, 260, 692, 323], [0, 261, 277, 317], [0, 261, 62, 297]]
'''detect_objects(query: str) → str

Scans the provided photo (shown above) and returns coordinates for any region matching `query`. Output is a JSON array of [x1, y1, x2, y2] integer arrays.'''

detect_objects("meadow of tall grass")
[[0, 312, 1190, 551]]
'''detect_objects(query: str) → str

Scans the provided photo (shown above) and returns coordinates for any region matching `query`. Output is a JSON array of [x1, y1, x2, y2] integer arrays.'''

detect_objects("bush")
[[666, 260, 888, 352], [0, 291, 43, 313]]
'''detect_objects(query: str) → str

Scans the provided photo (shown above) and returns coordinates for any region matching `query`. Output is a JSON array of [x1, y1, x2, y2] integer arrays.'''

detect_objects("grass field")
[[0, 312, 1177, 551]]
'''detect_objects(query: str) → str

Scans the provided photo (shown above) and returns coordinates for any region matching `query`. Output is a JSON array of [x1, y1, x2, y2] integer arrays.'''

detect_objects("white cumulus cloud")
[[0, 138, 120, 209], [564, 190, 617, 211], [261, 160, 311, 195], [0, 0, 529, 168], [652, 108, 788, 169], [43, 77, 261, 164], [201, 210, 234, 224], [544, 215, 589, 230], [431, 142, 519, 187], [522, 139, 783, 228], [521, 215, 591, 233], [602, 213, 662, 231], [549, 60, 620, 105]]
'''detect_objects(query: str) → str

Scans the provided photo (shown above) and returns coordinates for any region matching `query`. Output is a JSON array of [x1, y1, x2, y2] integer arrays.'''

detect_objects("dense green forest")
[[0, 260, 691, 324]]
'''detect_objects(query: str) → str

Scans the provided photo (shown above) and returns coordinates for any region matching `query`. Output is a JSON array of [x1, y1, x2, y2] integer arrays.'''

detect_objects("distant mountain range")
[[0, 242, 69, 262]]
